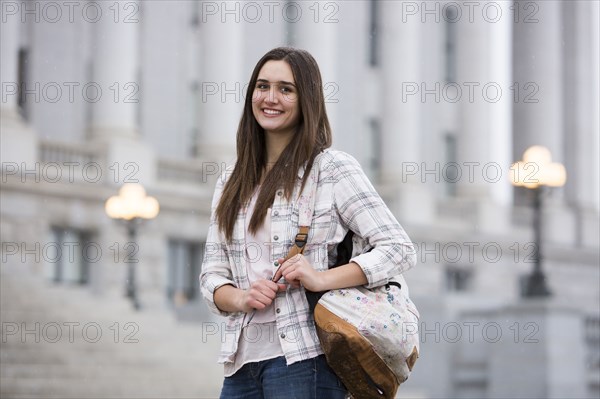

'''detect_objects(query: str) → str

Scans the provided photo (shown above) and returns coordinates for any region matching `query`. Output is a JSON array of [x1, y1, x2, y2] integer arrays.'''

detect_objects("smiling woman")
[[251, 61, 301, 163], [215, 48, 332, 242], [199, 47, 416, 399]]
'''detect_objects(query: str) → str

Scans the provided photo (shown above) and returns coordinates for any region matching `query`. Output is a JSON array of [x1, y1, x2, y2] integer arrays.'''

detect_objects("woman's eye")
[[280, 86, 293, 93], [256, 83, 269, 90]]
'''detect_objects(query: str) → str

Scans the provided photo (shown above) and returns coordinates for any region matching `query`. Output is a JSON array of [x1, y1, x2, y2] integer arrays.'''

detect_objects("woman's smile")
[[252, 60, 300, 138], [262, 108, 284, 116]]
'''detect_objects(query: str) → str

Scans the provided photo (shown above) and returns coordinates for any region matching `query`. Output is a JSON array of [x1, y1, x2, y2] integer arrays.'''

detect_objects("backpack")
[[284, 156, 420, 399]]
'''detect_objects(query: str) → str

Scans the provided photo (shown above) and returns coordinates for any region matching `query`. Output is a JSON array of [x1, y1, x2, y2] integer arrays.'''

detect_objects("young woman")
[[200, 47, 416, 399]]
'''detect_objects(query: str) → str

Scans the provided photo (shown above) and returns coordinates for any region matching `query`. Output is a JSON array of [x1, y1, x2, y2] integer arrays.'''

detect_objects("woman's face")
[[251, 60, 300, 139]]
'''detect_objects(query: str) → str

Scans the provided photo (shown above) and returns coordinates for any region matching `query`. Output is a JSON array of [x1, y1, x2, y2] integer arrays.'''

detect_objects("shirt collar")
[[297, 161, 307, 180], [297, 150, 326, 180]]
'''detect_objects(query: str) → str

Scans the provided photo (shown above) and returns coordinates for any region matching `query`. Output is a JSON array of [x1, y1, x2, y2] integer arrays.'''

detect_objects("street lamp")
[[510, 146, 566, 297], [105, 183, 159, 309]]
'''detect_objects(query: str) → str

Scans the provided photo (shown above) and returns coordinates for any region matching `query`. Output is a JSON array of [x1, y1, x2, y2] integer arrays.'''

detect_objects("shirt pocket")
[[289, 203, 333, 261], [309, 205, 334, 244]]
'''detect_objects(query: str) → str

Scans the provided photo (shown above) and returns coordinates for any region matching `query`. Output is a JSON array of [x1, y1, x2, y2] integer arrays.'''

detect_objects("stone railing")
[[39, 139, 98, 165], [157, 158, 227, 186], [585, 315, 600, 397], [19, 139, 105, 184], [33, 140, 226, 187]]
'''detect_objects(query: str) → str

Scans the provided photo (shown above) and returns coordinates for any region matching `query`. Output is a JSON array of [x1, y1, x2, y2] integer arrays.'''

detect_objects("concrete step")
[[1, 263, 224, 398], [0, 376, 213, 398], [1, 362, 208, 380]]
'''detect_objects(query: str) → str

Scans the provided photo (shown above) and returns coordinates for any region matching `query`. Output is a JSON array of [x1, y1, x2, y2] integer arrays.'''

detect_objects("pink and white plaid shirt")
[[200, 149, 416, 366]]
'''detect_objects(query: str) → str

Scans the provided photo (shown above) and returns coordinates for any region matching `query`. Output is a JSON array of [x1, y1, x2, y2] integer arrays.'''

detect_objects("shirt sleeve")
[[199, 170, 237, 317], [328, 151, 417, 289]]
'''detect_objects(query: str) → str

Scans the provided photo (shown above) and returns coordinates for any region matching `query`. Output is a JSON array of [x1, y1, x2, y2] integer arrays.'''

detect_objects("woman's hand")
[[273, 255, 324, 292], [240, 279, 287, 313]]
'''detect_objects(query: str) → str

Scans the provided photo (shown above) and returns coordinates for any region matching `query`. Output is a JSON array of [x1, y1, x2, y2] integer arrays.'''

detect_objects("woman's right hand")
[[240, 279, 286, 313]]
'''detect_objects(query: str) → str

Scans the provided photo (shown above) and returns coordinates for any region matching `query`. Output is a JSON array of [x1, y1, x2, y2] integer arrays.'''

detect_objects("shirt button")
[[276, 308, 281, 314], [273, 235, 279, 241], [277, 191, 283, 196], [280, 333, 286, 339], [273, 210, 279, 217]]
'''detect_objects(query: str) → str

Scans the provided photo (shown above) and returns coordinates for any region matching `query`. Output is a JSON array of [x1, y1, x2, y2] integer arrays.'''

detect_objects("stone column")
[[87, 1, 155, 297], [197, 1, 244, 164], [291, 2, 339, 132], [512, 0, 563, 161], [89, 1, 140, 140], [513, 1, 575, 245], [454, 2, 513, 233], [487, 3, 513, 208], [563, 0, 600, 249], [455, 6, 511, 200], [88, 0, 155, 187], [326, 1, 371, 173], [379, 1, 433, 224]]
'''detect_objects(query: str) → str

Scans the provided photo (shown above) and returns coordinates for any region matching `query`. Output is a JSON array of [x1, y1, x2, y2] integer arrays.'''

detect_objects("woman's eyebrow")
[[256, 78, 296, 87]]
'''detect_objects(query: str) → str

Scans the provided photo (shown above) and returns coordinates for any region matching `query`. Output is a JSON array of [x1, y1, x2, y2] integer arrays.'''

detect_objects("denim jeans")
[[220, 355, 348, 399]]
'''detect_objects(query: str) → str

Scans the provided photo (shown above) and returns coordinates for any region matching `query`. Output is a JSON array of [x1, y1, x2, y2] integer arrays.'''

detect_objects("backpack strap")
[[283, 155, 320, 260], [286, 226, 310, 259]]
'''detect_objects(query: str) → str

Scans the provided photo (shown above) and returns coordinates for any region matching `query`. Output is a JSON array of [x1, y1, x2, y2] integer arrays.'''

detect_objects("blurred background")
[[1, 0, 599, 398]]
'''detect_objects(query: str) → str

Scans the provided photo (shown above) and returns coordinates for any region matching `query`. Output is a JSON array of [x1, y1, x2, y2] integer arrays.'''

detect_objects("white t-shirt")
[[224, 187, 284, 377]]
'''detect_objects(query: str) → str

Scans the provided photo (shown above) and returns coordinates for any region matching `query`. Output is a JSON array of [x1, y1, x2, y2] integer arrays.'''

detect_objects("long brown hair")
[[216, 47, 332, 242]]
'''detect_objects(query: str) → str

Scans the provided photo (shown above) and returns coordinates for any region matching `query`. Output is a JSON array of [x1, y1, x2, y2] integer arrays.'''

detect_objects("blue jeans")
[[220, 355, 347, 399]]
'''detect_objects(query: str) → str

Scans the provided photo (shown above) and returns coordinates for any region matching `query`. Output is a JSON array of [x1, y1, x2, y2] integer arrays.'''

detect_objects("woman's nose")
[[266, 87, 279, 103]]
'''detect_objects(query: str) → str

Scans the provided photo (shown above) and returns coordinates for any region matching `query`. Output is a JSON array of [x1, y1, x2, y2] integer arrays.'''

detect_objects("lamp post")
[[510, 146, 566, 297], [105, 184, 159, 310]]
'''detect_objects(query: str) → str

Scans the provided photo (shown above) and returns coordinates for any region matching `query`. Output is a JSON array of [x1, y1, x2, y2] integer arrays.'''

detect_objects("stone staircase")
[[0, 261, 224, 398]]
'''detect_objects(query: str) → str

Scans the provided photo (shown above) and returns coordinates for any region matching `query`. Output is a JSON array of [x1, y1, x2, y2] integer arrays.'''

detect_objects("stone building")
[[1, 1, 598, 397]]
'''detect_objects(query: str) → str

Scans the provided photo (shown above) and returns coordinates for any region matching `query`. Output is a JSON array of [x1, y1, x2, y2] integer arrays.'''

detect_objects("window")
[[444, 133, 458, 196], [135, 67, 142, 129], [190, 1, 200, 27], [369, 118, 382, 182], [85, 61, 93, 130], [47, 227, 92, 285], [445, 266, 473, 292], [285, 0, 297, 46], [444, 7, 457, 83], [368, 0, 379, 67], [189, 80, 200, 157], [17, 48, 30, 120], [167, 239, 203, 304]]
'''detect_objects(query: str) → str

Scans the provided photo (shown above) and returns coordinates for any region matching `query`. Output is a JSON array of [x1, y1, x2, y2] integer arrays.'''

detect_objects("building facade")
[[1, 1, 599, 397]]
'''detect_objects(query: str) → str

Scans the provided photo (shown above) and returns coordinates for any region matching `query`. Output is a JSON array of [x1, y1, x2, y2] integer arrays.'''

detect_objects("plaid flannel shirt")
[[200, 149, 416, 366]]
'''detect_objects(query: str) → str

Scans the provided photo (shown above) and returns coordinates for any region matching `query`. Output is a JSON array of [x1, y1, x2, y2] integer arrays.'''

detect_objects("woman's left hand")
[[273, 254, 324, 292]]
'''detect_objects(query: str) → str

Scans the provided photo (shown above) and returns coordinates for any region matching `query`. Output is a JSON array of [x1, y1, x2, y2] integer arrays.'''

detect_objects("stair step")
[[1, 265, 224, 398]]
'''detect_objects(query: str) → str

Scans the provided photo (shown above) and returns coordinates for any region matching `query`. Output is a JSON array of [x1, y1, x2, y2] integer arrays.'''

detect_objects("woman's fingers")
[[281, 255, 324, 292], [246, 279, 280, 309], [281, 255, 304, 277], [272, 258, 287, 282]]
